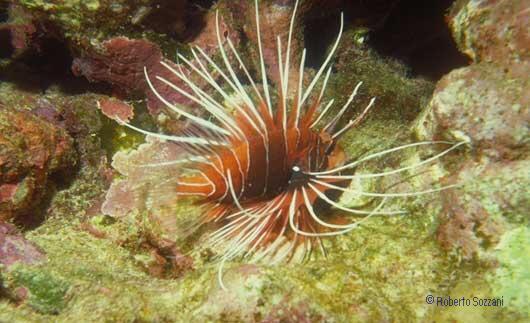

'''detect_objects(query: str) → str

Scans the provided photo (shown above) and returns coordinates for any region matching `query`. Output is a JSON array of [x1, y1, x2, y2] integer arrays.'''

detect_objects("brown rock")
[[0, 22, 37, 55], [0, 3, 38, 58], [437, 190, 495, 260], [421, 62, 529, 160], [140, 237, 194, 279], [0, 107, 77, 221], [448, 0, 530, 64]]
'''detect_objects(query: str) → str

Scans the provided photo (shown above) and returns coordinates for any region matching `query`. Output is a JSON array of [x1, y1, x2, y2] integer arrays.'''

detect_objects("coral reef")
[[0, 0, 528, 321], [0, 106, 77, 223]]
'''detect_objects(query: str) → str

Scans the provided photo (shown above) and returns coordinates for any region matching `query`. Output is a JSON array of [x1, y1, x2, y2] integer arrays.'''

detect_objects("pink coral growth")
[[97, 97, 134, 123], [72, 37, 196, 115], [101, 137, 184, 218]]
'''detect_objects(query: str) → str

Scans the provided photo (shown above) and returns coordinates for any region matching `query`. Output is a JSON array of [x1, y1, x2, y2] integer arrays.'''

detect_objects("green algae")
[[17, 0, 184, 57], [1, 219, 173, 322], [330, 28, 434, 125], [0, 208, 449, 321], [100, 104, 151, 158], [489, 227, 530, 317], [463, 160, 530, 225], [18, 0, 147, 40], [9, 265, 70, 314]]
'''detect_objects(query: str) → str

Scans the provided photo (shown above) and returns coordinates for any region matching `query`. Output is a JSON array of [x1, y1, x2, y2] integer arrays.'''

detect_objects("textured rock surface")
[[437, 159, 529, 259], [448, 0, 530, 64], [16, 0, 188, 43], [412, 0, 530, 320], [0, 3, 38, 58], [415, 1, 529, 269], [418, 62, 529, 159], [0, 107, 76, 222]]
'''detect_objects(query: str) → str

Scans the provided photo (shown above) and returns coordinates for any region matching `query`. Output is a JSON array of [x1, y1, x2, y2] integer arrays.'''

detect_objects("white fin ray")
[[332, 97, 376, 139], [143, 67, 230, 136], [315, 141, 467, 178], [308, 141, 458, 175], [311, 178, 460, 198], [310, 99, 335, 128], [254, 0, 273, 115], [323, 81, 363, 132], [214, 11, 268, 137], [295, 48, 306, 128], [282, 0, 300, 112], [288, 187, 388, 237], [300, 13, 344, 106], [157, 62, 244, 138], [225, 38, 268, 114], [277, 35, 287, 132], [116, 117, 226, 146], [307, 182, 405, 215], [317, 67, 333, 104]]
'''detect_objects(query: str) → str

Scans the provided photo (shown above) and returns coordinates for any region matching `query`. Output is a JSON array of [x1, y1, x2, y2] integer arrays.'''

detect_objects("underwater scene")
[[0, 0, 528, 321]]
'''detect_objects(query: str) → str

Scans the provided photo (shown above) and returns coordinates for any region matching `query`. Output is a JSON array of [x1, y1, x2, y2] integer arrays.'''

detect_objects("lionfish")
[[118, 0, 464, 288]]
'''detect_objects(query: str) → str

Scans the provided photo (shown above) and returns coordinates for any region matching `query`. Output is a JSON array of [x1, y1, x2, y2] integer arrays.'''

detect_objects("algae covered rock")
[[0, 3, 38, 58], [489, 226, 530, 317], [417, 62, 529, 160], [448, 0, 530, 64], [410, 1, 529, 320], [436, 159, 529, 260], [0, 72, 117, 223], [0, 107, 77, 222], [17, 0, 188, 43]]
